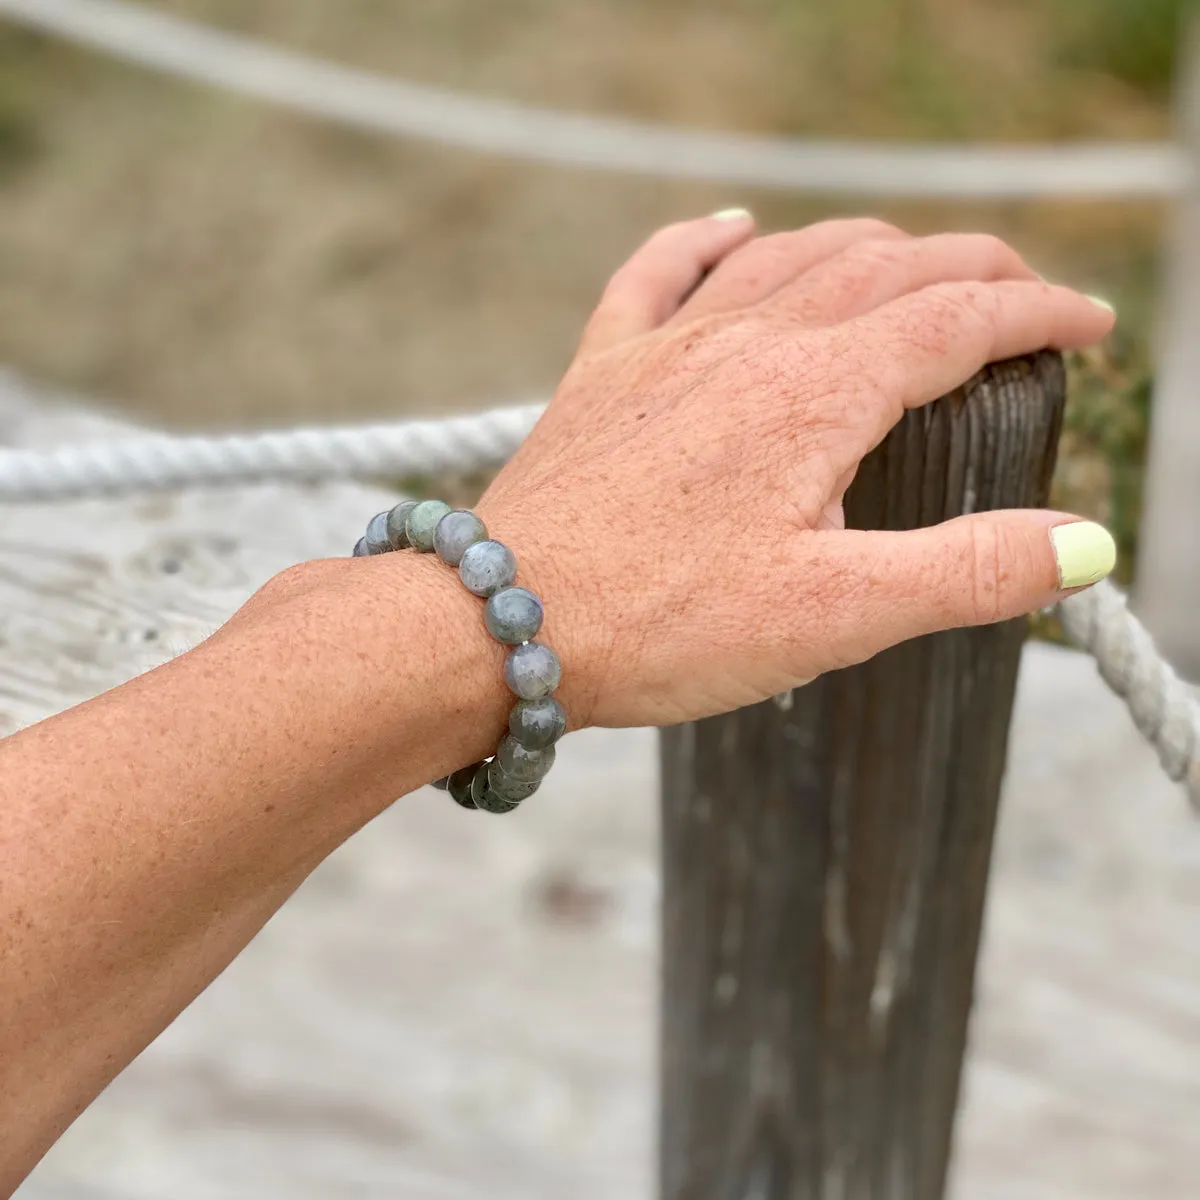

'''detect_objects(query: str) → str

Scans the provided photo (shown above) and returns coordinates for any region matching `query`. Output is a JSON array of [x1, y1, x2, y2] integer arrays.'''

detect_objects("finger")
[[673, 218, 909, 323], [837, 280, 1115, 450], [771, 232, 1038, 326], [578, 211, 756, 356], [811, 513, 1117, 666]]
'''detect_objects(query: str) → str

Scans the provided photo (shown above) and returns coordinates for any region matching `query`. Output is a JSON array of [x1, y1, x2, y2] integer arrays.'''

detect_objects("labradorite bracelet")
[[352, 499, 566, 814]]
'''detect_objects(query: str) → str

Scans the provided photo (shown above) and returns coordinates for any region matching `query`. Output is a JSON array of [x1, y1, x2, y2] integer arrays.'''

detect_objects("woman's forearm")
[[0, 552, 510, 1187]]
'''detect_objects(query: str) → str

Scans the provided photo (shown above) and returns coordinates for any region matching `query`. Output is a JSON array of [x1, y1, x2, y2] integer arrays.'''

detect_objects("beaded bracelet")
[[351, 499, 566, 814]]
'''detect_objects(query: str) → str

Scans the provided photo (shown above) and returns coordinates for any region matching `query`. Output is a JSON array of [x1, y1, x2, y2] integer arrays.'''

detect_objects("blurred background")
[[0, 0, 1185, 589], [7, 6, 1200, 1197]]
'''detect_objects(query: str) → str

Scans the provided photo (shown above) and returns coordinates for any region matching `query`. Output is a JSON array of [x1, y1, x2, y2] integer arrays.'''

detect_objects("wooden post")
[[1137, 13, 1200, 679], [659, 352, 1066, 1200]]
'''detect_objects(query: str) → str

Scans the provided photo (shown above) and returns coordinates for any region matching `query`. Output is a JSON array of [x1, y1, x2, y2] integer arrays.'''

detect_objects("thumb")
[[817, 512, 1117, 662]]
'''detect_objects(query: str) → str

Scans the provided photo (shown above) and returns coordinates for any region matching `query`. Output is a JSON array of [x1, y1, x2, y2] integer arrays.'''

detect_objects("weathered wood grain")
[[3, 375, 1199, 1200], [657, 353, 1069, 1200]]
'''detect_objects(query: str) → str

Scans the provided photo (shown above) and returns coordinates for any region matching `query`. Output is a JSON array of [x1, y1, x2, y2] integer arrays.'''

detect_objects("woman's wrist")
[[218, 549, 519, 823]]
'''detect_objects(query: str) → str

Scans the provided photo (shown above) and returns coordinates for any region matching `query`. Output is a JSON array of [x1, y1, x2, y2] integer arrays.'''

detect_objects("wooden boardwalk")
[[3, 376, 1199, 1199]]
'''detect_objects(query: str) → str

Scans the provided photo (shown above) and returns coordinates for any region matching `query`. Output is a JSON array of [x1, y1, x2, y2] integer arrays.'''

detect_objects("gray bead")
[[447, 764, 479, 809], [486, 759, 540, 803], [459, 540, 518, 598], [386, 500, 419, 549], [503, 642, 562, 700], [471, 763, 519, 814], [496, 733, 556, 783], [485, 587, 544, 645], [405, 500, 453, 552], [365, 510, 392, 554], [352, 537, 370, 557], [433, 510, 488, 566], [509, 697, 567, 750], [431, 775, 449, 791]]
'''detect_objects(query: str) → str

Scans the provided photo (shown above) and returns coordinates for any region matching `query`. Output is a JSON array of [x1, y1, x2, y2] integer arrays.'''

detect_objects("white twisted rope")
[[1059, 585, 1200, 811], [0, 405, 544, 500], [0, 408, 1197, 810], [0, 0, 1185, 200]]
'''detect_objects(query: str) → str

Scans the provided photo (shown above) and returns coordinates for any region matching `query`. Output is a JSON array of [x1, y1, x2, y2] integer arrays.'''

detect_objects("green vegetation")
[[1056, 0, 1189, 98]]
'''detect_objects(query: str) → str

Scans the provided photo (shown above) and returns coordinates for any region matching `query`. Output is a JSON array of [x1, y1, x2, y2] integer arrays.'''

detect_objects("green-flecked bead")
[[459, 540, 518, 597], [471, 762, 519, 814], [433, 510, 488, 566], [486, 759, 540, 803], [405, 499, 453, 552], [352, 537, 370, 557], [386, 500, 419, 549], [497, 733, 556, 783], [509, 697, 567, 750], [364, 510, 392, 554], [446, 764, 479, 810], [503, 642, 562, 700], [485, 587, 543, 645]]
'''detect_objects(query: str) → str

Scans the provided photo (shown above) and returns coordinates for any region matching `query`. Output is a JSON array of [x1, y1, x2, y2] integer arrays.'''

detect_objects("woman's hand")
[[478, 213, 1116, 729]]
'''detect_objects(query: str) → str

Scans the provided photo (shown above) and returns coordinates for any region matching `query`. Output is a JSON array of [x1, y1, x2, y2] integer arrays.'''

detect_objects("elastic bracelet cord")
[[352, 500, 566, 814]]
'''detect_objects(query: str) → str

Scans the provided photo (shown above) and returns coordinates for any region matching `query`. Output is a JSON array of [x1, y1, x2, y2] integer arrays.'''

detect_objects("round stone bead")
[[486, 759, 540, 803], [433, 509, 488, 566], [485, 587, 544, 645], [471, 763, 519, 814], [364, 510, 391, 554], [509, 697, 567, 750], [352, 536, 370, 557], [406, 500, 453, 552], [503, 642, 562, 700], [386, 500, 419, 549], [459, 540, 518, 598], [496, 733, 556, 783], [446, 764, 479, 810]]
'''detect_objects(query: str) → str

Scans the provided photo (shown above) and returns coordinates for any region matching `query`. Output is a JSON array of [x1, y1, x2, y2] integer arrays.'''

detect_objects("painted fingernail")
[[1051, 521, 1117, 590], [710, 207, 753, 222], [1085, 294, 1116, 315]]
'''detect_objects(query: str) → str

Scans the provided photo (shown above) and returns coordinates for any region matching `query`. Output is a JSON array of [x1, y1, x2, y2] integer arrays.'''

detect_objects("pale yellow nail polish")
[[710, 207, 753, 222], [1085, 294, 1116, 315], [1051, 521, 1117, 590]]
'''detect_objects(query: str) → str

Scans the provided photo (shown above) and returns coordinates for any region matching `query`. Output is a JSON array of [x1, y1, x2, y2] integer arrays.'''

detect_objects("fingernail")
[[1051, 521, 1117, 590], [1085, 293, 1116, 315], [710, 207, 753, 222]]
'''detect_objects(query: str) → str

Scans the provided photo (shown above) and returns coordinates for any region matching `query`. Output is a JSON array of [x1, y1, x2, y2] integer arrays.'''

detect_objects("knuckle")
[[964, 231, 1024, 273], [965, 521, 1013, 625], [903, 281, 991, 347], [842, 236, 908, 272], [811, 217, 907, 245]]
